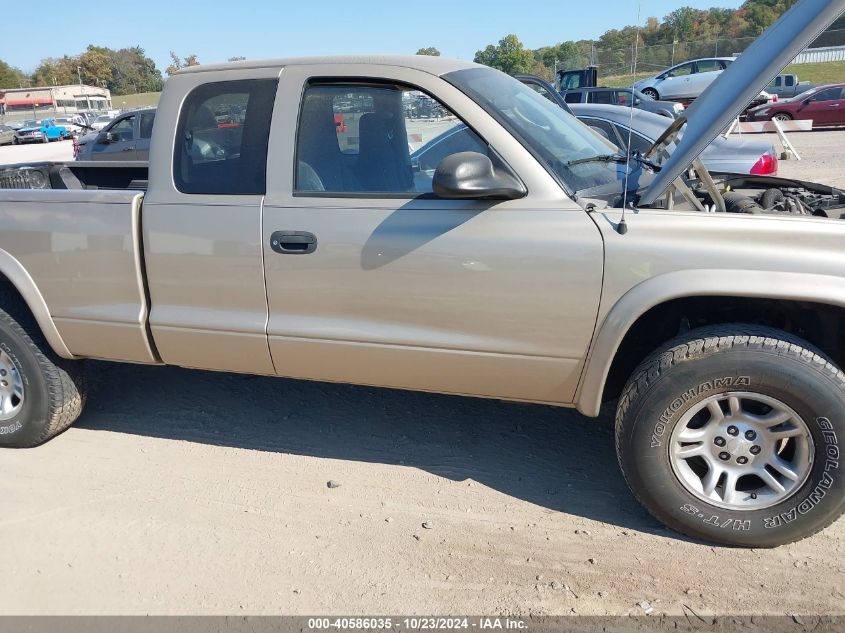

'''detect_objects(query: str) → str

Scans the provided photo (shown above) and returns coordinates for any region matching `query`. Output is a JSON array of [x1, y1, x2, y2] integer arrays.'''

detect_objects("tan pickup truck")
[[1, 0, 844, 547]]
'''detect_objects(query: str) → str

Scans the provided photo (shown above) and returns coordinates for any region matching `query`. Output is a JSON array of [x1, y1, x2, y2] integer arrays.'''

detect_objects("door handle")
[[270, 231, 317, 255]]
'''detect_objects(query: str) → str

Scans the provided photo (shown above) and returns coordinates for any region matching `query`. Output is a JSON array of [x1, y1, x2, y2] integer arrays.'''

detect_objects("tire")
[[641, 88, 660, 100], [42, 134, 49, 143], [772, 113, 793, 121], [616, 324, 845, 547], [0, 292, 85, 448], [13, 138, 19, 145]]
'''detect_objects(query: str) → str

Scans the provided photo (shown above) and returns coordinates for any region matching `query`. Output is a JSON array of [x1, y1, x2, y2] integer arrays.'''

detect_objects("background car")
[[569, 103, 779, 175], [54, 116, 89, 136], [13, 119, 68, 144], [746, 83, 845, 126], [633, 57, 735, 101], [559, 86, 683, 118], [0, 125, 15, 146], [76, 108, 155, 160], [90, 114, 115, 131]]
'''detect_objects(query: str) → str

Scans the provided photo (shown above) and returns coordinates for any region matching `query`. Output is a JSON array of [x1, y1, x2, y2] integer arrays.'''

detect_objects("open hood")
[[639, 0, 845, 206]]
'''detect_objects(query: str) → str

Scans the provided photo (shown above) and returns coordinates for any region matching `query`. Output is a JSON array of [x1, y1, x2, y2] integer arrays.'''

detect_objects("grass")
[[779, 60, 845, 86], [597, 60, 845, 90], [112, 91, 161, 109]]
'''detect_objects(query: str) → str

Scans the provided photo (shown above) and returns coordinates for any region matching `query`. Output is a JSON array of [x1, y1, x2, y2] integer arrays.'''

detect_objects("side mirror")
[[634, 98, 642, 105], [99, 131, 118, 143], [433, 152, 526, 200]]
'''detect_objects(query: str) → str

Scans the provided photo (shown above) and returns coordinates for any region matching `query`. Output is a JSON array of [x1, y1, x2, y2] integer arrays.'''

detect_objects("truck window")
[[111, 115, 135, 142], [139, 112, 155, 139], [589, 91, 614, 105], [563, 91, 582, 104], [173, 79, 276, 195], [294, 82, 486, 195]]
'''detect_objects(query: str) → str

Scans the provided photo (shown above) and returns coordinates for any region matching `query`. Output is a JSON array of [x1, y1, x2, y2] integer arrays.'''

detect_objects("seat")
[[355, 112, 413, 192], [296, 93, 345, 191]]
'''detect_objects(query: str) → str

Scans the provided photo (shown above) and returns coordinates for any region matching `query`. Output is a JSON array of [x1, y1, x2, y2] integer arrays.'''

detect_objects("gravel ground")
[[762, 128, 845, 187], [1, 128, 844, 617]]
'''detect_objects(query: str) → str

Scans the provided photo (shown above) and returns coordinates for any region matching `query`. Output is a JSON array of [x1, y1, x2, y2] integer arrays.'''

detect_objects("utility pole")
[[77, 66, 91, 112]]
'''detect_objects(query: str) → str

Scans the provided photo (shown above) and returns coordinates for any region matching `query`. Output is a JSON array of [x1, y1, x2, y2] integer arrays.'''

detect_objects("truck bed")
[[0, 161, 148, 191], [0, 183, 157, 364]]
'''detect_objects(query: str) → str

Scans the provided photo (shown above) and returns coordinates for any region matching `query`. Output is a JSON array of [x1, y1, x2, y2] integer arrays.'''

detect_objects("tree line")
[[0, 45, 165, 94], [467, 0, 844, 78]]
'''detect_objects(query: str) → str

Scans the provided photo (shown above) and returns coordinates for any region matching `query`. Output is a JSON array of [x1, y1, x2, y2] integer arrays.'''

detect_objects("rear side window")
[[139, 112, 155, 139], [563, 91, 582, 104], [174, 79, 277, 195]]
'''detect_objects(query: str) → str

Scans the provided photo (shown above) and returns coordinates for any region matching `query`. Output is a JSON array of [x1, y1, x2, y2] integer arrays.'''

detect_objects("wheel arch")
[[576, 269, 845, 417], [0, 248, 74, 359]]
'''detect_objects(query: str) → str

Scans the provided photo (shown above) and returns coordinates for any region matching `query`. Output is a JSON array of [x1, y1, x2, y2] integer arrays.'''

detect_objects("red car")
[[746, 83, 845, 126]]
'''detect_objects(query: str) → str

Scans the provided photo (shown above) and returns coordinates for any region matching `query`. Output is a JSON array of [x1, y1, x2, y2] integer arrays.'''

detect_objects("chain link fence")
[[554, 28, 845, 82]]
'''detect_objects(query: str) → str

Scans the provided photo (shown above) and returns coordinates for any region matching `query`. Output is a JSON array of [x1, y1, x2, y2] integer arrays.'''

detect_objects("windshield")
[[445, 67, 650, 196]]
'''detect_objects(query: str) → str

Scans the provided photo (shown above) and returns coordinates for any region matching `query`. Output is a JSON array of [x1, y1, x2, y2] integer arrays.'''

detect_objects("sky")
[[1, 0, 744, 74]]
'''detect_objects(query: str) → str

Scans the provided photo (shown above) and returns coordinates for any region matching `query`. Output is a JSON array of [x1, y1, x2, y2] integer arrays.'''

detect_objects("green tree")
[[415, 47, 441, 56], [32, 57, 77, 86], [473, 35, 535, 74], [79, 45, 114, 87], [0, 59, 27, 89]]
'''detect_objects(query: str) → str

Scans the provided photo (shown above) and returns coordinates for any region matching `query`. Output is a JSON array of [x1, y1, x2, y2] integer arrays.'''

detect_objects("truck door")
[[92, 114, 136, 160], [260, 66, 604, 405], [142, 70, 279, 374]]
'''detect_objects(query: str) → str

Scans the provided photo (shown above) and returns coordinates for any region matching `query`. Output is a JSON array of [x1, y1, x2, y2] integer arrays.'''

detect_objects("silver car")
[[569, 103, 779, 175], [634, 57, 736, 101]]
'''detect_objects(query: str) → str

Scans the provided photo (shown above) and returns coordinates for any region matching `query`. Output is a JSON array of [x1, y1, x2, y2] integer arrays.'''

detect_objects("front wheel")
[[616, 325, 845, 546], [772, 113, 793, 121], [641, 87, 660, 100]]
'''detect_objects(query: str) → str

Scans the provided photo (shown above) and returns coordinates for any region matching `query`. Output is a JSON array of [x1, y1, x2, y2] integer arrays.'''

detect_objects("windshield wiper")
[[566, 152, 661, 171], [565, 153, 627, 167]]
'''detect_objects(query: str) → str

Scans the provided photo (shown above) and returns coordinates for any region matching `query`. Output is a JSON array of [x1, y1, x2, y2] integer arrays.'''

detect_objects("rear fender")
[[0, 247, 74, 359]]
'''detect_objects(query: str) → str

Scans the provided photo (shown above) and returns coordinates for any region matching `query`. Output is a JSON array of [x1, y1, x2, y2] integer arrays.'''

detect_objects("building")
[[0, 84, 112, 118]]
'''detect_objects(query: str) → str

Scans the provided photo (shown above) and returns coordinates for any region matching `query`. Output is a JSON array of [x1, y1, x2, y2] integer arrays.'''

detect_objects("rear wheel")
[[641, 87, 660, 100], [616, 325, 845, 546], [0, 293, 85, 448]]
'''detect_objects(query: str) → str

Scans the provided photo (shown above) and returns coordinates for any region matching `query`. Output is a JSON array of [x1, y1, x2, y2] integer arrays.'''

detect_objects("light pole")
[[77, 66, 91, 112]]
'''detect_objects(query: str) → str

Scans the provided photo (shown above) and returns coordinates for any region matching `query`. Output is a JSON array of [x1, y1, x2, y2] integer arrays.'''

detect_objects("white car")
[[54, 116, 88, 136], [634, 57, 736, 101], [90, 114, 115, 131]]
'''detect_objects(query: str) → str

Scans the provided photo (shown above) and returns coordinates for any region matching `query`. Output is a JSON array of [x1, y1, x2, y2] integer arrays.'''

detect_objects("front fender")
[[0, 248, 74, 359], [575, 268, 845, 417]]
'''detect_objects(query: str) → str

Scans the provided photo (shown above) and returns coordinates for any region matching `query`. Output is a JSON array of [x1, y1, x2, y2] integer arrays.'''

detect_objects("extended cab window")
[[174, 79, 276, 195], [295, 82, 486, 195], [139, 112, 155, 139]]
